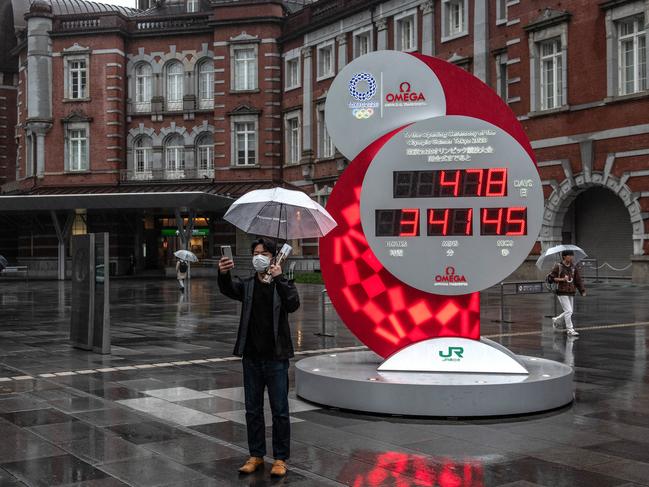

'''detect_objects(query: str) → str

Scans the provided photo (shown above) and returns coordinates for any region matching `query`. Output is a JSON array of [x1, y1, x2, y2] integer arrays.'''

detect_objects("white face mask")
[[252, 254, 271, 273]]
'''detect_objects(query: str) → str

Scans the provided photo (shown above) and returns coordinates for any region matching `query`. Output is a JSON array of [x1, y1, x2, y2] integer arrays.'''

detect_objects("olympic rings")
[[353, 108, 374, 119]]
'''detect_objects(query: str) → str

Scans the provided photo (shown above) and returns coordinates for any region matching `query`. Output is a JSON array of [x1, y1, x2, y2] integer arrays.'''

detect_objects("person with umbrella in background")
[[176, 258, 188, 292], [218, 237, 300, 478], [174, 250, 198, 293], [547, 249, 587, 337]]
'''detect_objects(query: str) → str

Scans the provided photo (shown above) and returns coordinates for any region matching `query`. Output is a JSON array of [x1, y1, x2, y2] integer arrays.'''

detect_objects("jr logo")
[[439, 347, 464, 361]]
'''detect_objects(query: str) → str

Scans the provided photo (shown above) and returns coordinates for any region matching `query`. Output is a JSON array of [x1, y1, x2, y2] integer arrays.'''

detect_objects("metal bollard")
[[315, 289, 335, 337]]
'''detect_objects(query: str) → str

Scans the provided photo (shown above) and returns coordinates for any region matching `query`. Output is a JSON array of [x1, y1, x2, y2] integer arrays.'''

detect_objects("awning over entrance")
[[0, 181, 283, 212], [0, 191, 231, 212]]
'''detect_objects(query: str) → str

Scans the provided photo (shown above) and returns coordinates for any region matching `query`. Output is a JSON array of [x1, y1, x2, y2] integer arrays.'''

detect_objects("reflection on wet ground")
[[0, 278, 648, 486]]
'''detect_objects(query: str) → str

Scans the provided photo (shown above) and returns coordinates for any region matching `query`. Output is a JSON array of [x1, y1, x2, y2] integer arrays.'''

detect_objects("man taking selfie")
[[217, 238, 300, 478]]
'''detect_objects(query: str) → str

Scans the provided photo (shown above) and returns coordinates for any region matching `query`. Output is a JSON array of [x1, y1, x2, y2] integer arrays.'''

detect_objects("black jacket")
[[217, 272, 300, 359]]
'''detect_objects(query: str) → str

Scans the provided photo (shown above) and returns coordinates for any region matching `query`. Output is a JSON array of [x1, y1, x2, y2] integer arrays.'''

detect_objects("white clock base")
[[295, 349, 573, 417], [377, 337, 529, 374]]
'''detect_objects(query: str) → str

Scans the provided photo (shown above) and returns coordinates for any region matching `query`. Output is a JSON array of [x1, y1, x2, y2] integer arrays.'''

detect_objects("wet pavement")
[[0, 277, 648, 486]]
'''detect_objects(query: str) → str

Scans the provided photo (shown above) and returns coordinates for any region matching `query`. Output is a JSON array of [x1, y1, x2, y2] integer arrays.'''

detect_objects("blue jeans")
[[242, 358, 290, 460]]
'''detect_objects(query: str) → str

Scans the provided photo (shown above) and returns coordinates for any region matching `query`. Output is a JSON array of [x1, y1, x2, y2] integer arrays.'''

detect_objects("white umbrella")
[[224, 187, 337, 240], [174, 250, 198, 263], [536, 244, 587, 269]]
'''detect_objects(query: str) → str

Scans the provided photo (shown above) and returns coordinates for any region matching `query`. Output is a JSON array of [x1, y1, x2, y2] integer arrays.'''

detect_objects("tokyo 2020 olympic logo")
[[349, 73, 377, 102]]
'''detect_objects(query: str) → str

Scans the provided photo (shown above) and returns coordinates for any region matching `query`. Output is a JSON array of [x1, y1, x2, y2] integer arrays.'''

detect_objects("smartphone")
[[220, 245, 233, 261]]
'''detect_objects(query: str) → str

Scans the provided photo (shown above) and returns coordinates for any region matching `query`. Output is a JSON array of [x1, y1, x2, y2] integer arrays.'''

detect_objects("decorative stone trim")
[[540, 152, 645, 255]]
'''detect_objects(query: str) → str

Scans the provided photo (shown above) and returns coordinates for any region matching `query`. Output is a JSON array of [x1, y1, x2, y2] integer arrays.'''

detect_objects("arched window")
[[196, 133, 214, 171], [166, 62, 184, 111], [165, 134, 185, 176], [197, 60, 214, 109], [134, 63, 152, 112], [134, 135, 152, 176]]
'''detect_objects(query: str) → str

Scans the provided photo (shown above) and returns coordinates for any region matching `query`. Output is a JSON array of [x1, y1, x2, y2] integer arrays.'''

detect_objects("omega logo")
[[385, 81, 427, 103], [434, 266, 468, 285]]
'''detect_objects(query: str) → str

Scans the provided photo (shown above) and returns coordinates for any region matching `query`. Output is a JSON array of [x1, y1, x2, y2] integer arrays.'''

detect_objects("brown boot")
[[270, 459, 287, 477], [238, 457, 264, 474]]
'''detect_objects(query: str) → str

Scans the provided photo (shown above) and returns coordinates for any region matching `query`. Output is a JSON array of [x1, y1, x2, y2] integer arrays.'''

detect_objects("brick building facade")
[[1, 0, 648, 281]]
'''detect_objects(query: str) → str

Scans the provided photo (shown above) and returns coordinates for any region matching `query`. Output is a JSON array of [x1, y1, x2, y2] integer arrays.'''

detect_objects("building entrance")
[[562, 187, 633, 277]]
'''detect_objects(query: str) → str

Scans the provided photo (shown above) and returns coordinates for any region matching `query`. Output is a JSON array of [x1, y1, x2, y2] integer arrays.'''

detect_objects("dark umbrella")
[[0, 255, 7, 271]]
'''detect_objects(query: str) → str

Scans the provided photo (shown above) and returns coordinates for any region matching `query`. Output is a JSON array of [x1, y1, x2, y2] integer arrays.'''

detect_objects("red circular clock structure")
[[321, 52, 540, 359]]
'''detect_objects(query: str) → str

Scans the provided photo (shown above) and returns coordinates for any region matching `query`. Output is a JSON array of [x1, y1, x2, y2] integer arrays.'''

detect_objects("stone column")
[[25, 1, 53, 176], [336, 34, 347, 72], [420, 1, 434, 56], [376, 18, 388, 50], [301, 46, 313, 161], [473, 0, 489, 82]]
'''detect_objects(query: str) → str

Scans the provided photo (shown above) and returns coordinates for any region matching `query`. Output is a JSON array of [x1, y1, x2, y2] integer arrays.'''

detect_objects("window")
[[196, 133, 214, 171], [186, 0, 198, 12], [68, 128, 88, 172], [166, 62, 184, 111], [496, 54, 508, 100], [285, 113, 300, 164], [317, 105, 334, 159], [395, 13, 416, 52], [317, 42, 335, 80], [25, 133, 35, 177], [165, 134, 185, 174], [496, 0, 507, 23], [134, 136, 152, 174], [353, 28, 372, 58], [539, 38, 563, 110], [234, 122, 256, 166], [442, 0, 467, 40], [69, 59, 87, 99], [233, 47, 257, 91], [618, 15, 647, 95], [134, 63, 152, 112], [285, 55, 300, 90], [198, 60, 214, 109]]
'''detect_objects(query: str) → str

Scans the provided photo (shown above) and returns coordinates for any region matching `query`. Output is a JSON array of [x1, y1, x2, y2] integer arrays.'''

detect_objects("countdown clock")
[[321, 51, 543, 359], [360, 115, 543, 295]]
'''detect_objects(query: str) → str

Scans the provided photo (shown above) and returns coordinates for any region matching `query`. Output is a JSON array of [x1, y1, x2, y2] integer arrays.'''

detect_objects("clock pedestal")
[[295, 348, 573, 417]]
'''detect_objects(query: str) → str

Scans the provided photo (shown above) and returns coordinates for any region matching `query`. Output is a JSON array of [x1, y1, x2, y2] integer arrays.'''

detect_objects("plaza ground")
[[0, 277, 648, 486]]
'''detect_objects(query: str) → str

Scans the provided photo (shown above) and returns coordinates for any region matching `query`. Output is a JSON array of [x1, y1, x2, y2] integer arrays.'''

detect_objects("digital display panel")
[[480, 207, 527, 236], [427, 209, 473, 236], [375, 209, 420, 237], [375, 207, 528, 237], [394, 169, 507, 198]]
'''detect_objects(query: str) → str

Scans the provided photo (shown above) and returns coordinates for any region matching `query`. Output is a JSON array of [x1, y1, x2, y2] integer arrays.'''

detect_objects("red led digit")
[[439, 170, 461, 197], [427, 209, 449, 236], [465, 208, 473, 235], [505, 207, 527, 235], [481, 208, 503, 235], [399, 209, 420, 236], [464, 169, 484, 197], [485, 168, 507, 197]]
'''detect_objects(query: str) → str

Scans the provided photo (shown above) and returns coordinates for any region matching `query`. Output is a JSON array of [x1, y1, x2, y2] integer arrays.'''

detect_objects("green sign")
[[161, 228, 209, 237], [439, 346, 464, 361]]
